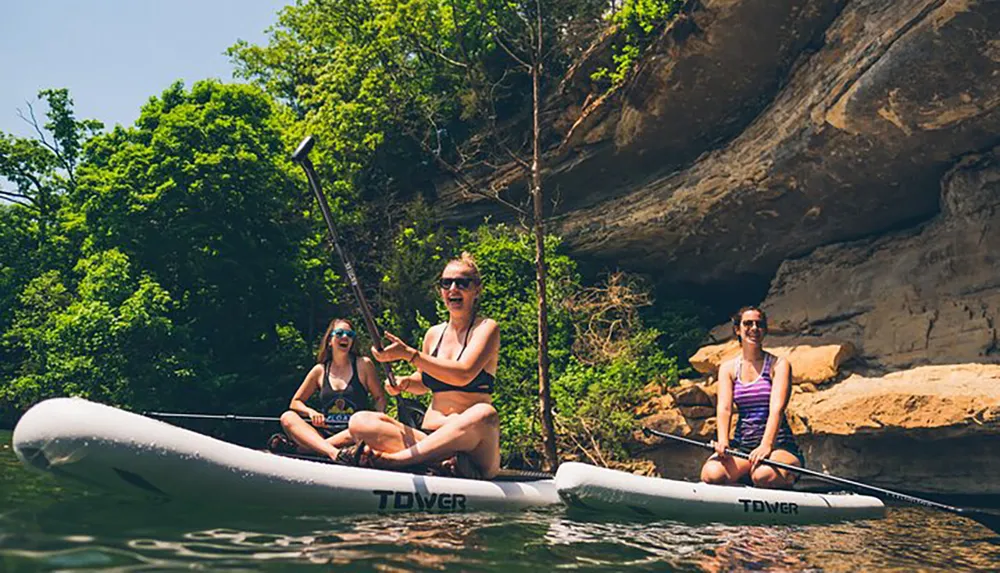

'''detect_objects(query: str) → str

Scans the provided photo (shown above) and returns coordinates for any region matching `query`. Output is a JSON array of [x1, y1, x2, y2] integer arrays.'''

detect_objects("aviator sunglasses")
[[439, 277, 477, 290], [330, 328, 357, 339], [740, 319, 766, 329]]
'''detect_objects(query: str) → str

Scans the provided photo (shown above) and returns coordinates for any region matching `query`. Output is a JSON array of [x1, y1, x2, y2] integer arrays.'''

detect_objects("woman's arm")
[[382, 327, 436, 396], [289, 365, 325, 425], [375, 320, 500, 387], [714, 360, 734, 456], [357, 357, 388, 412]]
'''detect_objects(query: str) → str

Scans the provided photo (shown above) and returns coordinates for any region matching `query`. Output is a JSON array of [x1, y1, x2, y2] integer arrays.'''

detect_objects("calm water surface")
[[2, 431, 998, 572]]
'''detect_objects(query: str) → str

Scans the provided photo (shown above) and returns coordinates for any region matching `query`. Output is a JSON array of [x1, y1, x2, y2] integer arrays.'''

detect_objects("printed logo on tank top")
[[325, 397, 358, 427]]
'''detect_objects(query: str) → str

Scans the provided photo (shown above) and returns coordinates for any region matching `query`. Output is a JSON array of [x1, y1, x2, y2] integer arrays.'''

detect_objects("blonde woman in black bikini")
[[346, 253, 500, 479]]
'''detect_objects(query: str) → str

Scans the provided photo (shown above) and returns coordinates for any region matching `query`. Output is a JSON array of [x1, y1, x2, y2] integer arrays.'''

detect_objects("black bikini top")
[[420, 319, 495, 394]]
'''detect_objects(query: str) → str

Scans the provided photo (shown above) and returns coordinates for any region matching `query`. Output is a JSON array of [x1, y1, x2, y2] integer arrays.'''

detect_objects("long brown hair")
[[317, 317, 358, 364]]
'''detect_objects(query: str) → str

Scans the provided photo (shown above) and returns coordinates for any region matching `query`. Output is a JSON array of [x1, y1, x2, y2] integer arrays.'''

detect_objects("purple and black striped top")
[[732, 353, 795, 448]]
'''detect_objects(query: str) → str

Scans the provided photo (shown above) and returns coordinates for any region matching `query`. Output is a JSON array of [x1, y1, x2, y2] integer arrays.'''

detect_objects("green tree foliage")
[[458, 224, 578, 461], [73, 81, 325, 413], [593, 0, 684, 88], [0, 89, 102, 225], [0, 90, 102, 401], [0, 206, 40, 337], [228, 1, 611, 200], [376, 197, 455, 345], [0, 4, 714, 467], [0, 82, 344, 418], [229, 0, 465, 180], [0, 90, 102, 287], [375, 221, 685, 465], [2, 250, 178, 411], [553, 351, 679, 462]]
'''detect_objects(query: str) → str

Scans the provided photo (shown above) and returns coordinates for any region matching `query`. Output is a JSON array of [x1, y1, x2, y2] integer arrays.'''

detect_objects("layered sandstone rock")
[[756, 148, 1000, 369], [789, 364, 1000, 494], [434, 0, 1000, 494], [438, 0, 1000, 290], [646, 149, 1000, 493], [689, 339, 854, 384], [787, 364, 1000, 438]]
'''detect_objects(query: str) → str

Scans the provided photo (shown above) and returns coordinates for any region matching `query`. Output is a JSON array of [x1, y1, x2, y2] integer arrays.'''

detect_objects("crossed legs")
[[348, 403, 501, 478], [279, 410, 354, 460]]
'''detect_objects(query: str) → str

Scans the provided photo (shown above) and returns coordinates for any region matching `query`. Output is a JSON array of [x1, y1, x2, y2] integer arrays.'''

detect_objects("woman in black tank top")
[[347, 253, 502, 479], [276, 318, 386, 460]]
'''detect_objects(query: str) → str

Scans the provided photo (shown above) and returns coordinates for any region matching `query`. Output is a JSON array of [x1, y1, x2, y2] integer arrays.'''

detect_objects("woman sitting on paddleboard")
[[701, 306, 803, 488], [271, 318, 386, 459], [346, 252, 500, 479]]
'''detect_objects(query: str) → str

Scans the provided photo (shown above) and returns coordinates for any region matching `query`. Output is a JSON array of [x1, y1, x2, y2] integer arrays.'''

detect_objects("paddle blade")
[[291, 136, 315, 162], [965, 509, 1000, 534]]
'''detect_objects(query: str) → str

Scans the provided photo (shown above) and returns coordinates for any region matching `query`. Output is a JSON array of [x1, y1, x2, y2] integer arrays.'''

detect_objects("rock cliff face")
[[669, 151, 1000, 493], [434, 0, 1000, 493], [756, 149, 1000, 370], [438, 0, 1000, 290]]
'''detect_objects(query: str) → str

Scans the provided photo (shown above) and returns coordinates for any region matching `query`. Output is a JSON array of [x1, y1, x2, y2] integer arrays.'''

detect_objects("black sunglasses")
[[439, 277, 477, 290], [741, 319, 766, 329], [331, 328, 357, 339]]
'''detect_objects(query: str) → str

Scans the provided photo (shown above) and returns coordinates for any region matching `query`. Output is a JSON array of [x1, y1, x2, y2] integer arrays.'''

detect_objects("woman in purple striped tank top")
[[700, 306, 803, 489]]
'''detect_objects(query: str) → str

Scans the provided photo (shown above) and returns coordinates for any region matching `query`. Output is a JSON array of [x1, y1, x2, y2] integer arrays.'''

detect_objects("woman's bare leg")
[[280, 410, 340, 460], [352, 404, 500, 478], [701, 453, 752, 485], [324, 429, 356, 448], [347, 411, 428, 452], [750, 449, 801, 489]]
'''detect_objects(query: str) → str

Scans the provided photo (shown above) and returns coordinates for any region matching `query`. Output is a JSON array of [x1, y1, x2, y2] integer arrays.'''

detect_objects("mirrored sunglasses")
[[331, 328, 357, 339]]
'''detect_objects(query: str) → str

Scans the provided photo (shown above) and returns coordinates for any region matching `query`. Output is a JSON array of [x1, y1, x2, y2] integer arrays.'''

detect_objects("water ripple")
[[3, 434, 999, 572]]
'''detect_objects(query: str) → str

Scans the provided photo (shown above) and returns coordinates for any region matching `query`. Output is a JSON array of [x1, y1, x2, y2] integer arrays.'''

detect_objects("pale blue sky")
[[0, 1, 291, 137]]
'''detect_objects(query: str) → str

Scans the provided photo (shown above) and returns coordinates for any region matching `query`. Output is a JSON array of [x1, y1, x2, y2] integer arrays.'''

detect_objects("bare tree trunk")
[[531, 13, 557, 470]]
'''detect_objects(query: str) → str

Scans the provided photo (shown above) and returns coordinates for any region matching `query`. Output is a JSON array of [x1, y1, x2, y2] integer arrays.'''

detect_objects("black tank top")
[[420, 318, 495, 394], [319, 355, 370, 429]]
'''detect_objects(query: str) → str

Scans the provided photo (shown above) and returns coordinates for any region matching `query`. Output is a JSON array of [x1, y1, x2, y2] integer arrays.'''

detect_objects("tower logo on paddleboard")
[[373, 490, 468, 511]]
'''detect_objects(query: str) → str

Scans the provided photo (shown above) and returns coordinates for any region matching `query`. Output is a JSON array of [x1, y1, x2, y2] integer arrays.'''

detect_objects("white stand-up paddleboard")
[[13, 398, 559, 514], [555, 462, 885, 524]]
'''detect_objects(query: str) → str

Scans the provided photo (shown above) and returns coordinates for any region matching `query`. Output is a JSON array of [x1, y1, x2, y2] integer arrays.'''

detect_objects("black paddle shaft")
[[145, 411, 339, 426], [644, 427, 1000, 534], [292, 136, 422, 428], [146, 411, 280, 423]]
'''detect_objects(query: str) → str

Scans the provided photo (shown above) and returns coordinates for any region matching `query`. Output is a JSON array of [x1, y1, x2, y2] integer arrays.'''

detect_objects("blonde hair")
[[444, 251, 481, 284]]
